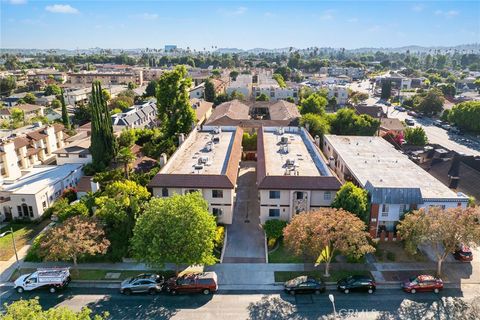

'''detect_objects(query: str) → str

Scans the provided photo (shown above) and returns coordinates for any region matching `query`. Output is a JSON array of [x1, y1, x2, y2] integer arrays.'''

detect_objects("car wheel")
[[202, 289, 210, 295], [49, 287, 56, 293], [411, 289, 416, 294], [344, 289, 349, 294], [368, 289, 374, 294], [148, 288, 157, 295], [16, 287, 24, 294], [123, 289, 132, 296], [434, 288, 440, 294], [314, 289, 321, 295]]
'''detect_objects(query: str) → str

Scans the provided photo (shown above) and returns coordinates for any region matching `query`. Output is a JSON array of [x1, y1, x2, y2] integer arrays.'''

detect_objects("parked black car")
[[284, 276, 325, 295], [337, 275, 376, 294]]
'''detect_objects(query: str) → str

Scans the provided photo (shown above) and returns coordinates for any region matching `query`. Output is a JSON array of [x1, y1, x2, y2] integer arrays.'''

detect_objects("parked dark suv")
[[165, 272, 218, 295], [284, 276, 326, 295], [337, 275, 376, 294]]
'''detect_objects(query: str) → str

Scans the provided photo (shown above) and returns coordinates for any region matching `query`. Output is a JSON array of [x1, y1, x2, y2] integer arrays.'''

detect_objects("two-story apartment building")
[[257, 127, 341, 223], [148, 126, 243, 224], [111, 99, 157, 130], [69, 70, 143, 86], [322, 135, 470, 237], [0, 124, 66, 181]]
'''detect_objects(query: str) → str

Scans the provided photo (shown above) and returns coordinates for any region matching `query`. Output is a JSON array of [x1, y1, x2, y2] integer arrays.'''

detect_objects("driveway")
[[222, 162, 266, 263]]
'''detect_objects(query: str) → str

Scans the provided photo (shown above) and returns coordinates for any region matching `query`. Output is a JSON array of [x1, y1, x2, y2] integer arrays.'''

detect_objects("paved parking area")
[[222, 162, 266, 263]]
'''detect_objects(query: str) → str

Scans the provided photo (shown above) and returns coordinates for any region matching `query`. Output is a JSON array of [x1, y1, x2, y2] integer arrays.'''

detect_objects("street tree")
[[329, 108, 380, 136], [0, 76, 16, 96], [39, 216, 110, 266], [90, 81, 116, 170], [300, 93, 327, 115], [157, 66, 196, 137], [397, 207, 480, 276], [448, 101, 480, 134], [131, 193, 217, 273], [417, 88, 444, 115], [283, 208, 374, 276], [381, 80, 392, 100], [2, 298, 109, 320], [404, 126, 428, 146], [204, 78, 216, 102], [332, 182, 369, 224]]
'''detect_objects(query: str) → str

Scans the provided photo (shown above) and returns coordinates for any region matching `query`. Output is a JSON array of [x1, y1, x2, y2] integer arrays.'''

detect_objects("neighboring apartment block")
[[149, 126, 243, 224], [68, 70, 143, 86], [322, 135, 469, 237], [226, 74, 253, 98], [0, 124, 66, 181], [257, 127, 341, 223], [111, 99, 157, 130]]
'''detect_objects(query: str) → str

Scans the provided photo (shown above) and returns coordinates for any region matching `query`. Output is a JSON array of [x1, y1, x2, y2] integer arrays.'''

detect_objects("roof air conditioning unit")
[[194, 164, 204, 170], [198, 156, 209, 164], [280, 136, 288, 144], [286, 158, 295, 166]]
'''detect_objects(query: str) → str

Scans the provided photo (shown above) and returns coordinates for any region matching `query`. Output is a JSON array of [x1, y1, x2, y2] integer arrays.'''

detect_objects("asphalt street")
[[1, 286, 479, 319]]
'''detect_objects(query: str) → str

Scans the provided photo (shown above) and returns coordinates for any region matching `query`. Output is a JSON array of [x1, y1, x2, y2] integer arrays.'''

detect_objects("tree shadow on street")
[[376, 296, 480, 320]]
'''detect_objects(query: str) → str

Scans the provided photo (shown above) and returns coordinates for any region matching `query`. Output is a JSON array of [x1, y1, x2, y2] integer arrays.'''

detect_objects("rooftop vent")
[[212, 136, 220, 144], [280, 136, 288, 144], [213, 127, 221, 134], [194, 164, 204, 171], [276, 127, 284, 135], [205, 142, 214, 152], [198, 156, 209, 164], [286, 158, 296, 167]]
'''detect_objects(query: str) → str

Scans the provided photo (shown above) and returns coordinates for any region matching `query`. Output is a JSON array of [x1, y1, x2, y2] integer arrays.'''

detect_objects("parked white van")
[[14, 268, 71, 293]]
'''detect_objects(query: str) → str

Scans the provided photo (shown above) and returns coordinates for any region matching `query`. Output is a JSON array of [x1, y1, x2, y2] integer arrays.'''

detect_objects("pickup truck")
[[14, 268, 71, 293]]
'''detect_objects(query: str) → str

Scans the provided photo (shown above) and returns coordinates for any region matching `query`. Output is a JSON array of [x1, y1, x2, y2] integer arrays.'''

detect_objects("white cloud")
[[45, 4, 79, 14], [319, 9, 335, 21], [435, 9, 459, 18], [135, 13, 159, 20], [8, 0, 27, 4], [347, 17, 359, 23], [219, 6, 247, 16], [412, 4, 424, 12]]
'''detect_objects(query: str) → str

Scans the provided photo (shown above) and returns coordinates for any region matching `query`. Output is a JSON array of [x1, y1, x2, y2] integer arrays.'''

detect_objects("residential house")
[[379, 118, 405, 137], [111, 99, 157, 130], [191, 98, 213, 125]]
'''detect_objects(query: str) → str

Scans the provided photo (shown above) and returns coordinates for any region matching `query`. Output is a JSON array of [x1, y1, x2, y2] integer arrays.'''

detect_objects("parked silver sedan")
[[120, 274, 164, 295]]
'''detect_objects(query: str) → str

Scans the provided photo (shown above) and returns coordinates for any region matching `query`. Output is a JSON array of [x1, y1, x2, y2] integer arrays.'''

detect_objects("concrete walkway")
[[222, 162, 266, 263]]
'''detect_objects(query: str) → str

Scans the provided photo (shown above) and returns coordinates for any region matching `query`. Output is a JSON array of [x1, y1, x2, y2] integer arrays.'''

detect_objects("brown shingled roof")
[[206, 100, 250, 124], [13, 137, 30, 149], [268, 100, 301, 121]]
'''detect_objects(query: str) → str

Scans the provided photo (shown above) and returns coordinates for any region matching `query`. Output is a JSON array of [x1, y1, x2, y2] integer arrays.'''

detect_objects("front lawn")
[[10, 268, 175, 281], [375, 242, 427, 263], [274, 270, 372, 283], [0, 220, 51, 261], [268, 239, 304, 263]]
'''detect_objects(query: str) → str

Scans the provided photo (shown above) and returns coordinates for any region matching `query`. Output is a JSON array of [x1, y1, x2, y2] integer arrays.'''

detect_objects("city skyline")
[[1, 0, 479, 50]]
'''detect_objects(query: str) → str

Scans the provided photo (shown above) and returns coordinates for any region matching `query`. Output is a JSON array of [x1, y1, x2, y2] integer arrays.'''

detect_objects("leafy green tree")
[[10, 107, 24, 125], [204, 78, 216, 102], [157, 66, 196, 137], [39, 216, 110, 266], [327, 97, 337, 110], [448, 101, 480, 133], [272, 73, 286, 88], [404, 126, 428, 146], [117, 146, 136, 179], [381, 80, 392, 100], [0, 76, 17, 96], [2, 298, 109, 320], [417, 88, 444, 115], [438, 83, 456, 97], [60, 89, 71, 129], [300, 113, 330, 140], [73, 103, 91, 125], [90, 81, 116, 170], [274, 66, 292, 80], [256, 93, 270, 101], [398, 207, 480, 276], [131, 193, 217, 273], [329, 108, 379, 136], [51, 99, 61, 109], [144, 80, 159, 98], [44, 84, 61, 96], [263, 219, 287, 240], [229, 90, 245, 101], [242, 132, 257, 151], [229, 70, 239, 81], [332, 182, 369, 224], [214, 93, 229, 106], [300, 93, 327, 115], [102, 89, 111, 102], [57, 202, 89, 222], [128, 82, 138, 90], [23, 93, 36, 104], [118, 129, 136, 148]]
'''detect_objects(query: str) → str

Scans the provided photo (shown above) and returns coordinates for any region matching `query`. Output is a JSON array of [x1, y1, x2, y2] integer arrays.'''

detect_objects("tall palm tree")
[[117, 147, 136, 179]]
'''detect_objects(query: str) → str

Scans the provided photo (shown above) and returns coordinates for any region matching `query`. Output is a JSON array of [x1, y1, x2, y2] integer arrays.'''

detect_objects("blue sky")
[[1, 1, 479, 49]]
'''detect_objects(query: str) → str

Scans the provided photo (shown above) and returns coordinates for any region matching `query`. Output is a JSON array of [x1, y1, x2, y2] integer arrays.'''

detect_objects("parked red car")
[[402, 275, 443, 294], [165, 272, 218, 295], [453, 244, 473, 262]]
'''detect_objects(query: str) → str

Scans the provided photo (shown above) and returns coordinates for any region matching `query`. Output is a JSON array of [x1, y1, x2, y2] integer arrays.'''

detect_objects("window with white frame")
[[324, 191, 331, 201], [212, 190, 223, 198], [269, 191, 280, 199], [381, 204, 389, 217], [269, 208, 280, 217], [212, 208, 223, 216]]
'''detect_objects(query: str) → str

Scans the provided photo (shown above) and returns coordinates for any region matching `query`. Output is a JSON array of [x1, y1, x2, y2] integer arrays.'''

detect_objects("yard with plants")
[[374, 242, 427, 263], [274, 270, 372, 283], [10, 268, 175, 282], [268, 239, 305, 263], [0, 220, 51, 261]]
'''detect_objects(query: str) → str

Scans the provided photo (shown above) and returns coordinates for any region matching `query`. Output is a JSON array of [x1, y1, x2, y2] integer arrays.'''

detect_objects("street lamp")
[[0, 228, 19, 265], [328, 294, 337, 319]]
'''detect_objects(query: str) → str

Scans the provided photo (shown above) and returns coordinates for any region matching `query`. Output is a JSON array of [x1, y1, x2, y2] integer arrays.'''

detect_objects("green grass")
[[268, 240, 304, 263], [10, 268, 175, 282], [0, 220, 51, 261], [274, 270, 372, 283]]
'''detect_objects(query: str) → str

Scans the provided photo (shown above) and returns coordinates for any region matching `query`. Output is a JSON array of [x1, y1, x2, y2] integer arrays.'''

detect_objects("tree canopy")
[[448, 101, 480, 133], [329, 108, 380, 136], [300, 113, 330, 140], [204, 78, 215, 102], [404, 126, 428, 146], [300, 93, 327, 115], [44, 84, 62, 96], [131, 193, 217, 272], [332, 182, 370, 224]]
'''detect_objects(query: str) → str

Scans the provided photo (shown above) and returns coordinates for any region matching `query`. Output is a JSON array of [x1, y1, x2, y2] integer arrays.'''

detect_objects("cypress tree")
[[90, 81, 116, 170], [60, 88, 71, 130]]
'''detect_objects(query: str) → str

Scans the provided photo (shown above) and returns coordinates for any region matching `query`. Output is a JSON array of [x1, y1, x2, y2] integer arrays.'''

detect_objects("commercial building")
[[0, 164, 84, 221], [149, 126, 243, 224], [322, 135, 470, 237], [0, 124, 66, 181], [257, 127, 341, 223]]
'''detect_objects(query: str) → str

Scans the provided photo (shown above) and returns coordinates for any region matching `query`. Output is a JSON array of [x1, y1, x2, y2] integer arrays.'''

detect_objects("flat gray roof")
[[324, 135, 466, 200]]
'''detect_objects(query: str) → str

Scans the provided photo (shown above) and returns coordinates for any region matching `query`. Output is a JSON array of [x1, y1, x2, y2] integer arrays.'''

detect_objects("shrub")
[[25, 233, 45, 262], [214, 226, 225, 248], [263, 219, 288, 240], [57, 202, 89, 222], [268, 237, 277, 249], [62, 187, 77, 203]]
